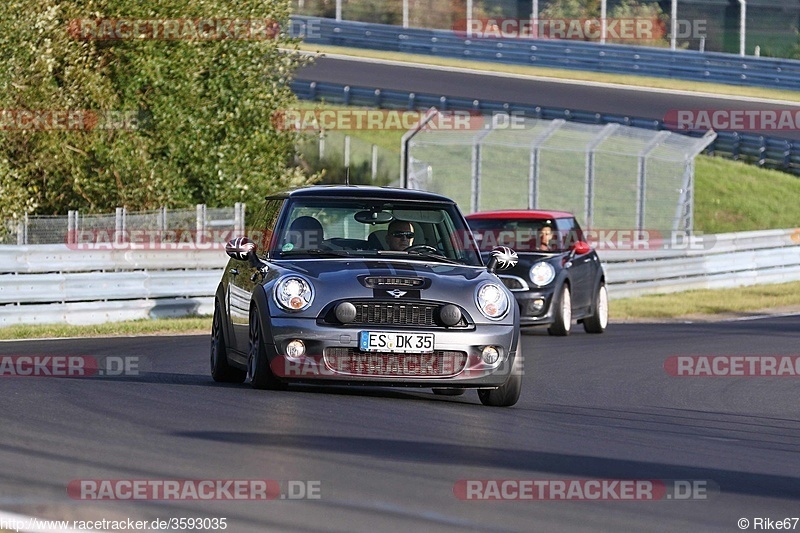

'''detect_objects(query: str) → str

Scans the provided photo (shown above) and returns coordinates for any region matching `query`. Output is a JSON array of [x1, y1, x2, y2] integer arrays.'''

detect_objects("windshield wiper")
[[279, 249, 351, 258]]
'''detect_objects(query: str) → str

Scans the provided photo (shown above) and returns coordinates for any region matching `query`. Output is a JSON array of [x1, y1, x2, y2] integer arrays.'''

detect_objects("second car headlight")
[[529, 262, 555, 287], [476, 283, 510, 320], [274, 276, 314, 311]]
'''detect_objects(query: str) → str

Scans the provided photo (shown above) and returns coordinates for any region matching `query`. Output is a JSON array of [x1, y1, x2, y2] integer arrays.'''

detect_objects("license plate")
[[359, 331, 434, 354]]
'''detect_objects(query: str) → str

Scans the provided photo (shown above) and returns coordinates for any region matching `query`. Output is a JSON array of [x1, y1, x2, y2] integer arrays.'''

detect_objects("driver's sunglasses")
[[391, 231, 415, 239]]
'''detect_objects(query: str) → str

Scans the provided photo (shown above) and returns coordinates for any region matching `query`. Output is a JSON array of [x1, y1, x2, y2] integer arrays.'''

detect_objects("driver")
[[386, 220, 415, 251]]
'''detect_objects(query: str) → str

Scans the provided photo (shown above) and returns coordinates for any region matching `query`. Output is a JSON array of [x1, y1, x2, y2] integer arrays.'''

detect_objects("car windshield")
[[468, 218, 569, 253], [271, 198, 483, 266]]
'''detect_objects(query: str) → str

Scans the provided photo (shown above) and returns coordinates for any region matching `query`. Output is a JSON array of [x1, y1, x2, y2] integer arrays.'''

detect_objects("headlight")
[[529, 262, 555, 287], [475, 283, 510, 320], [274, 276, 314, 311]]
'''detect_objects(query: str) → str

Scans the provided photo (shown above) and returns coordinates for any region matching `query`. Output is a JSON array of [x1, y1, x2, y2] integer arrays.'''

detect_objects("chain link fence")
[[298, 130, 401, 186], [405, 113, 716, 233], [2, 204, 245, 246]]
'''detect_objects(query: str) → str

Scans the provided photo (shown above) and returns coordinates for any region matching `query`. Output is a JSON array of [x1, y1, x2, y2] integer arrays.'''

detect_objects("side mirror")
[[572, 241, 591, 255], [226, 237, 256, 261], [486, 246, 518, 274]]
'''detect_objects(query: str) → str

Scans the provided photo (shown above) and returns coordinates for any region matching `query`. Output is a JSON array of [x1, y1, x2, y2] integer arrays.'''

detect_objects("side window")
[[555, 218, 584, 249], [246, 199, 284, 256]]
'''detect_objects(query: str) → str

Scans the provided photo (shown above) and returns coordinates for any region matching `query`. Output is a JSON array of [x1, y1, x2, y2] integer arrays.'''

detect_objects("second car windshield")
[[273, 199, 482, 266], [468, 219, 567, 253]]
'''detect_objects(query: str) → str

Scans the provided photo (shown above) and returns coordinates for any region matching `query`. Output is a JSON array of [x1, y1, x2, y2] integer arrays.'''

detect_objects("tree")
[[0, 0, 312, 227]]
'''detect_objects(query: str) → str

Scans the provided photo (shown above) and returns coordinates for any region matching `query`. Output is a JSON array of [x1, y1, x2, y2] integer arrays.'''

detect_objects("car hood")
[[267, 258, 508, 318]]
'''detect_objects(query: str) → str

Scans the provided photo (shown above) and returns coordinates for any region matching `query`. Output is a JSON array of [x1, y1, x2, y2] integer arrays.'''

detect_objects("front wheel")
[[248, 308, 286, 390], [583, 282, 609, 334], [547, 284, 572, 336], [210, 303, 246, 383], [478, 357, 522, 407]]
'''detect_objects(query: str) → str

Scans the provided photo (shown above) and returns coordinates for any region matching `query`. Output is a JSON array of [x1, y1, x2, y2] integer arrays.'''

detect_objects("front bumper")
[[513, 288, 557, 326], [264, 317, 519, 387]]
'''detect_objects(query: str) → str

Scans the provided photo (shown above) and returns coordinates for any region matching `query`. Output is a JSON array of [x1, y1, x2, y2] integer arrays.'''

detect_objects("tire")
[[210, 302, 246, 383], [432, 388, 466, 396], [478, 356, 522, 407], [547, 284, 572, 336], [583, 282, 609, 334], [248, 308, 286, 390]]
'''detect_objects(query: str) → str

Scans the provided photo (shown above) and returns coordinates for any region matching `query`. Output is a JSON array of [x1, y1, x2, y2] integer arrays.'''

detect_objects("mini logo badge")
[[387, 289, 407, 299]]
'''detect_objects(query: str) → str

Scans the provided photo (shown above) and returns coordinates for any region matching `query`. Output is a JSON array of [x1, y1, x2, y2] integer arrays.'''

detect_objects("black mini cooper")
[[466, 210, 608, 336]]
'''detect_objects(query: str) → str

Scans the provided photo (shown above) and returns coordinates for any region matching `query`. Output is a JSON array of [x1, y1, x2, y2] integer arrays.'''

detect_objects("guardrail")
[[0, 246, 227, 327], [291, 16, 800, 91], [602, 228, 800, 299], [291, 80, 800, 175], [1, 228, 799, 326]]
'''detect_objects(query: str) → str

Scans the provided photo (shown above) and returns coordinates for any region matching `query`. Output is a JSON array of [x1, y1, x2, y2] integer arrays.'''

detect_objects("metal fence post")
[[528, 119, 565, 210], [401, 108, 438, 188], [67, 210, 77, 245], [196, 204, 206, 238], [637, 131, 671, 230], [471, 126, 493, 213], [115, 207, 127, 244], [585, 124, 618, 229], [160, 206, 168, 234], [371, 145, 378, 181]]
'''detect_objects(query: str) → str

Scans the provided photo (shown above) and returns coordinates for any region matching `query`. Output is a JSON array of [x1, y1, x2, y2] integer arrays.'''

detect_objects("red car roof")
[[466, 210, 575, 220]]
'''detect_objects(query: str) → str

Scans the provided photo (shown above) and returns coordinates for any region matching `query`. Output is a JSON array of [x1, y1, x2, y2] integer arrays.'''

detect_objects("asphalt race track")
[[295, 56, 800, 140], [2, 316, 799, 532]]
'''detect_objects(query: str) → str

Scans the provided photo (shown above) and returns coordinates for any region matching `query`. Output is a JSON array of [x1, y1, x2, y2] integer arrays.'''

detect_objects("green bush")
[[0, 0, 314, 227]]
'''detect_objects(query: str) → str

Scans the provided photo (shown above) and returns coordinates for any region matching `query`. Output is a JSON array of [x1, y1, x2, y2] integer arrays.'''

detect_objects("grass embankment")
[[0, 317, 210, 341], [611, 281, 800, 320]]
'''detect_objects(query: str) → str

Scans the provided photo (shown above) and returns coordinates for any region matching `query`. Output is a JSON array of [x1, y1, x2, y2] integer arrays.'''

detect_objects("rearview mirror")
[[354, 210, 394, 225]]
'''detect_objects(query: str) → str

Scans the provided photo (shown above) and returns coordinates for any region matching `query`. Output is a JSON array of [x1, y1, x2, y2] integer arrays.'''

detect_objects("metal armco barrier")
[[290, 16, 800, 91], [290, 80, 800, 175], [1, 228, 799, 326], [0, 246, 227, 327]]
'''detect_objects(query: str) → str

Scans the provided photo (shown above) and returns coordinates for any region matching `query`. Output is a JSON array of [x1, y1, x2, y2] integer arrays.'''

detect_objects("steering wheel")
[[405, 244, 438, 254]]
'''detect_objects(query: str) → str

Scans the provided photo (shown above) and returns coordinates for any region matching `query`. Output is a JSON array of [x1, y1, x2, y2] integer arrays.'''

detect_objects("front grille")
[[355, 302, 436, 326], [323, 347, 468, 377], [322, 300, 471, 328]]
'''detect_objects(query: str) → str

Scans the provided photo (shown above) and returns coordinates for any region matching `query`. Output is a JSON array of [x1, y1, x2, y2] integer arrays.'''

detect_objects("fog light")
[[481, 346, 500, 365], [530, 298, 545, 314], [334, 302, 357, 323], [286, 340, 305, 358]]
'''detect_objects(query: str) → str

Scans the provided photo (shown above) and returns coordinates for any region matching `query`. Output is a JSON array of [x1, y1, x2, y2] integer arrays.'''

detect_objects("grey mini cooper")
[[210, 186, 522, 407]]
